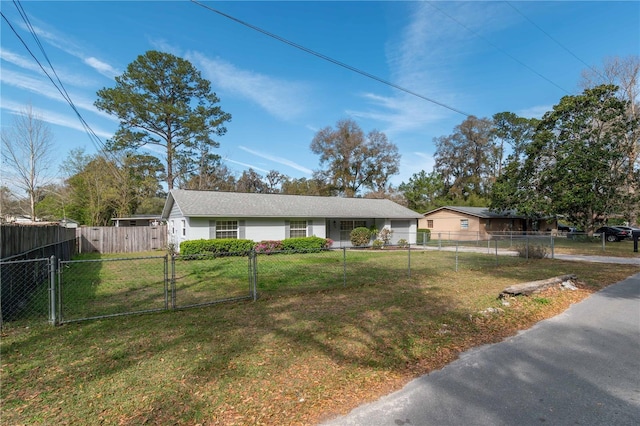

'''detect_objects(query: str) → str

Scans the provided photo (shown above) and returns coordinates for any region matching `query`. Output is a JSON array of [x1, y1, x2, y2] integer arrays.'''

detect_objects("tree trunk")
[[499, 274, 578, 298]]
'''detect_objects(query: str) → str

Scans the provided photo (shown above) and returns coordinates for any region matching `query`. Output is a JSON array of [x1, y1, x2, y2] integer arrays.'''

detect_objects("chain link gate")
[[0, 256, 55, 328]]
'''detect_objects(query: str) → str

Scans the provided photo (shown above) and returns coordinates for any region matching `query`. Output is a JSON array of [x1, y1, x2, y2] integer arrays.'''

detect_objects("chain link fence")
[[0, 246, 534, 328], [1, 238, 76, 327], [58, 255, 169, 323], [172, 252, 256, 309], [0, 257, 53, 325], [4, 233, 634, 328]]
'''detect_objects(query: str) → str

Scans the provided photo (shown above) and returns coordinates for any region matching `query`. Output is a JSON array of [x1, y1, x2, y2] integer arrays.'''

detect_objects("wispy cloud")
[[350, 2, 509, 134], [517, 105, 551, 119], [223, 158, 270, 174], [1, 49, 99, 88], [11, 17, 120, 79], [187, 51, 311, 121], [0, 68, 115, 122], [1, 99, 113, 139], [83, 57, 119, 78], [238, 146, 313, 175]]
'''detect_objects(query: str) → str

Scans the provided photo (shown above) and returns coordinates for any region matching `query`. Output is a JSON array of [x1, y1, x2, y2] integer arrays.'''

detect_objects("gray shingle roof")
[[162, 190, 423, 219], [424, 206, 524, 219]]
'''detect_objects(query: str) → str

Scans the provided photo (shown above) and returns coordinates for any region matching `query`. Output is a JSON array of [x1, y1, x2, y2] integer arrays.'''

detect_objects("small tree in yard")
[[378, 227, 393, 245]]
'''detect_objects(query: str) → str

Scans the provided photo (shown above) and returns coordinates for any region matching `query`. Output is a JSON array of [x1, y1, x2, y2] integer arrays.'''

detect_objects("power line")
[[425, 1, 571, 95], [189, 0, 472, 118], [1, 1, 125, 179], [505, 1, 605, 81]]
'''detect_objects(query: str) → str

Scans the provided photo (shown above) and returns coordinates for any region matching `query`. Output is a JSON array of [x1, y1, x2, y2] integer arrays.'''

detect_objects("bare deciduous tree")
[[310, 119, 400, 197], [1, 105, 56, 220]]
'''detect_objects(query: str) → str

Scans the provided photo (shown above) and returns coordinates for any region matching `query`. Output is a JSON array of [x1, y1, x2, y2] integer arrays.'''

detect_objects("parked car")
[[593, 226, 630, 242], [613, 226, 640, 239], [563, 226, 584, 238]]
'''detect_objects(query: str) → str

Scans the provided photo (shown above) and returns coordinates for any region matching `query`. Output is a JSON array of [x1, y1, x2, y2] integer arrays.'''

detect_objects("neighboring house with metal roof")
[[420, 206, 557, 240], [161, 189, 424, 250]]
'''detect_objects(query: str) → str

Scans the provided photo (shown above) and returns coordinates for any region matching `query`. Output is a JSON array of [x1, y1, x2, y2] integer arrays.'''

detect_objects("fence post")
[[342, 247, 347, 286], [57, 257, 63, 324], [455, 241, 459, 272], [407, 244, 411, 278], [171, 255, 176, 309], [164, 255, 169, 310], [49, 255, 57, 325], [550, 234, 555, 259], [250, 250, 258, 301], [495, 238, 499, 266]]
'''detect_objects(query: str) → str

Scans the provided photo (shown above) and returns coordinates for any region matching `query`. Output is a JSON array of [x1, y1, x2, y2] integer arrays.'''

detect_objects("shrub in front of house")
[[281, 236, 333, 252], [514, 243, 548, 259], [255, 240, 284, 254], [377, 228, 393, 245], [180, 239, 255, 256], [350, 227, 373, 247], [417, 229, 431, 244]]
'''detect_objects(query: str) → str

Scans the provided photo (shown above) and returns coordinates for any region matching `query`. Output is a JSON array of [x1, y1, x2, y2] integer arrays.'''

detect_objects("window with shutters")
[[289, 220, 307, 238], [216, 220, 238, 239]]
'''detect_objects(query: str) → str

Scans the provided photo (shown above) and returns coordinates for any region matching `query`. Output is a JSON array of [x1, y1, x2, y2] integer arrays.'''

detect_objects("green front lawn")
[[2, 250, 638, 425]]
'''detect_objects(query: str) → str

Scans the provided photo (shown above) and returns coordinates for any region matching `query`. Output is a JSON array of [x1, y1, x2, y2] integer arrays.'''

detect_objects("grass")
[[1, 250, 639, 425], [425, 235, 640, 257], [551, 237, 639, 256]]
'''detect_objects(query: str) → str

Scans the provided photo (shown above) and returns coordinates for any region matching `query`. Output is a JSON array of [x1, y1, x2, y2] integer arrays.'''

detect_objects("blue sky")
[[1, 1, 639, 191]]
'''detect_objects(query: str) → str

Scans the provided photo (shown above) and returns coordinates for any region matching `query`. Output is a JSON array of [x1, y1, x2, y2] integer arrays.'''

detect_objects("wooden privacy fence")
[[1, 224, 76, 259], [77, 225, 167, 253]]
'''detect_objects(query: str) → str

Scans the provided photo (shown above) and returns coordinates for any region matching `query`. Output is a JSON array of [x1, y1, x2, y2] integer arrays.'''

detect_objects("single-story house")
[[111, 215, 164, 227], [420, 206, 557, 240], [161, 189, 424, 250]]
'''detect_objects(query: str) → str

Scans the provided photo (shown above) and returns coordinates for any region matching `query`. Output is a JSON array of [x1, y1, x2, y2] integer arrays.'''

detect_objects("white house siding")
[[187, 217, 211, 240], [243, 218, 327, 241], [168, 203, 187, 248], [171, 217, 328, 251], [245, 219, 285, 241], [390, 220, 416, 244], [173, 216, 416, 250]]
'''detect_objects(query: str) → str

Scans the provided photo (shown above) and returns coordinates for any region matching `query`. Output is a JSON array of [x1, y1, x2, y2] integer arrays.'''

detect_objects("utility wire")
[[426, 1, 571, 95], [189, 0, 472, 117], [505, 1, 605, 81], [2, 1, 126, 178], [12, 1, 113, 158]]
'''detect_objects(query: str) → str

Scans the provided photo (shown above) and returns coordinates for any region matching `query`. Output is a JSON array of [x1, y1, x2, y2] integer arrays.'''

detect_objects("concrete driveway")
[[321, 273, 640, 426], [418, 245, 640, 265]]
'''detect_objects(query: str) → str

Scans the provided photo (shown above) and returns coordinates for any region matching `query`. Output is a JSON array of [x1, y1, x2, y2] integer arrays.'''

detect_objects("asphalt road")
[[321, 272, 640, 426]]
